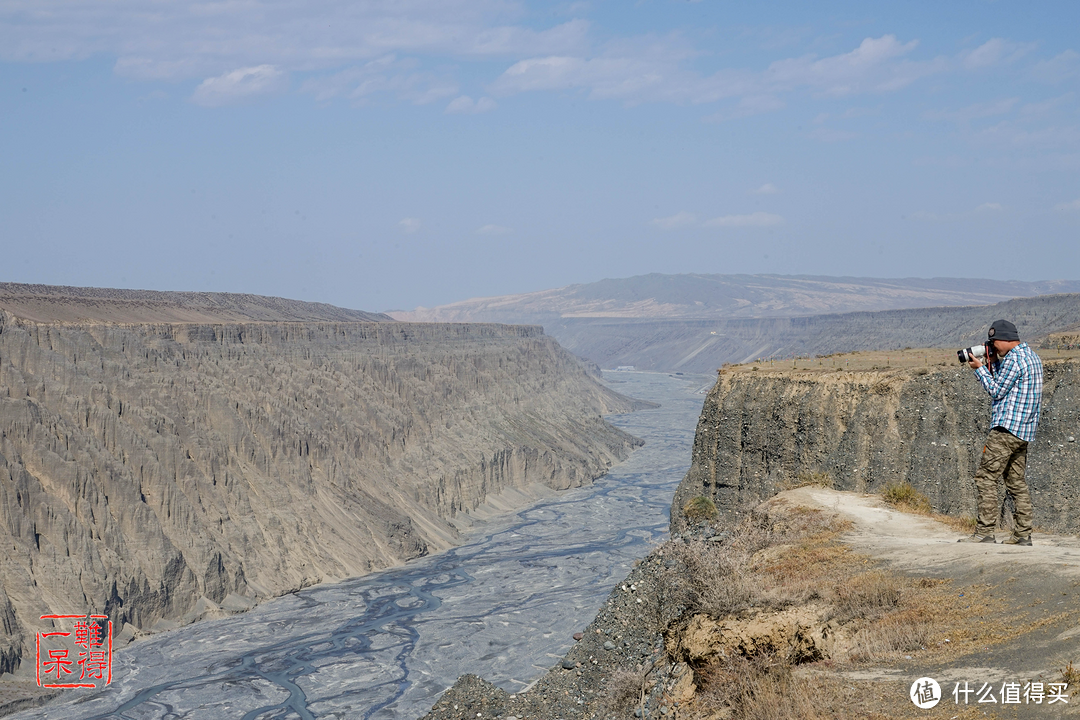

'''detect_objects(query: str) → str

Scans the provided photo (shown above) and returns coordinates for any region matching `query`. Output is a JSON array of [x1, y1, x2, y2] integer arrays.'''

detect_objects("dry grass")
[[848, 606, 934, 662], [682, 496, 719, 523], [662, 500, 1029, 720], [719, 346, 1080, 376], [663, 497, 1077, 720], [782, 471, 834, 490], [879, 481, 979, 534], [692, 654, 834, 720], [881, 481, 932, 515], [663, 505, 851, 618], [833, 571, 902, 622], [601, 667, 650, 717], [1061, 661, 1080, 696]]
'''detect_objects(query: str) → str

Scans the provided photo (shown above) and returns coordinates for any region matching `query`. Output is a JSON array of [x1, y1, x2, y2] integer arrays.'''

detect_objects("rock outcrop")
[[672, 357, 1080, 534], [0, 312, 640, 675]]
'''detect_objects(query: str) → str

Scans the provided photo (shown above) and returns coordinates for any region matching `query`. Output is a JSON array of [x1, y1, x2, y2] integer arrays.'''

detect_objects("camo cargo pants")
[[973, 427, 1033, 538]]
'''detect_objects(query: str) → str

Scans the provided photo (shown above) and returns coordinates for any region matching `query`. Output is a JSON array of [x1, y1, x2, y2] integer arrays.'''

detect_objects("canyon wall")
[[0, 314, 640, 675], [672, 357, 1080, 534]]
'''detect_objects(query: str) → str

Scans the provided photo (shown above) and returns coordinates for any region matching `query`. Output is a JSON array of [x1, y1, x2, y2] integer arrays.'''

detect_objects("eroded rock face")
[[673, 607, 834, 665], [0, 314, 640, 674], [672, 360, 1080, 534]]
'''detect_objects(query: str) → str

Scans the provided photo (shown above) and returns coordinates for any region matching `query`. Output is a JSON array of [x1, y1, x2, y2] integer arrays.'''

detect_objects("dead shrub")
[[1061, 661, 1080, 696], [881, 481, 932, 514], [663, 506, 854, 619], [834, 571, 902, 621], [664, 537, 759, 618], [693, 653, 832, 720], [600, 667, 649, 716], [849, 607, 932, 661]]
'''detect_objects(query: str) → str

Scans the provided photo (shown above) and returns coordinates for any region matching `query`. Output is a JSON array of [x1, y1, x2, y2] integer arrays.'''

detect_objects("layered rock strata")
[[0, 314, 640, 675], [673, 358, 1080, 534]]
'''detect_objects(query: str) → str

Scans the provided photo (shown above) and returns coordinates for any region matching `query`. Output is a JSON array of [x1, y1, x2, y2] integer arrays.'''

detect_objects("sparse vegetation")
[[881, 481, 933, 514], [785, 470, 833, 490], [1062, 661, 1080, 696], [879, 482, 980, 533], [834, 571, 901, 622], [656, 502, 978, 719], [682, 496, 719, 523], [601, 666, 652, 717], [693, 653, 834, 720]]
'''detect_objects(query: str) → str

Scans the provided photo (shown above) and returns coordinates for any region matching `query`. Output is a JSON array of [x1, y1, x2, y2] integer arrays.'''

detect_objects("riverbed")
[[15, 371, 710, 720]]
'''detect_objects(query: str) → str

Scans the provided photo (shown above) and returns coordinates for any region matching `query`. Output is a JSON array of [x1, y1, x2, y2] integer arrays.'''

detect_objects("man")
[[959, 319, 1043, 545]]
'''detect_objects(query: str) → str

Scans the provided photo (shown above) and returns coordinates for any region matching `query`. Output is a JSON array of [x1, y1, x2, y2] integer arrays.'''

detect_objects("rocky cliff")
[[672, 355, 1080, 534], [0, 313, 640, 676]]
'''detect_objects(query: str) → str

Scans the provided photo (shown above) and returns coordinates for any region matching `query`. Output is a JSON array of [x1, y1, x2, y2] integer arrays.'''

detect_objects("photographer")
[[959, 319, 1043, 545]]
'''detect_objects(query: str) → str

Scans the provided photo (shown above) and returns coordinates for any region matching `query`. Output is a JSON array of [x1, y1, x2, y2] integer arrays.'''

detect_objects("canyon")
[[0, 285, 641, 680]]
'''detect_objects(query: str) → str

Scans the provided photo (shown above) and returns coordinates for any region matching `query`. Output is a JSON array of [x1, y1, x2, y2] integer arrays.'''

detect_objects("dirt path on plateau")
[[786, 486, 1080, 718]]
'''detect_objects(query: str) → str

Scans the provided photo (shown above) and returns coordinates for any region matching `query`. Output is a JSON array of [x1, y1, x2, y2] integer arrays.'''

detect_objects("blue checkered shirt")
[[974, 342, 1043, 442]]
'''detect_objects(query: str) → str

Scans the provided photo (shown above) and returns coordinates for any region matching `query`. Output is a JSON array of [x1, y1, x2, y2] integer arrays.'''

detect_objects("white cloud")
[[0, 1, 589, 80], [703, 212, 784, 228], [446, 95, 497, 114], [491, 54, 693, 102], [493, 34, 944, 107], [975, 202, 1003, 212], [753, 183, 779, 195], [399, 218, 422, 234], [477, 224, 511, 235], [1031, 50, 1080, 84], [961, 38, 1035, 70], [1020, 93, 1077, 117], [649, 211, 698, 229], [300, 55, 458, 105], [763, 35, 938, 96], [191, 65, 286, 107], [1055, 198, 1080, 211]]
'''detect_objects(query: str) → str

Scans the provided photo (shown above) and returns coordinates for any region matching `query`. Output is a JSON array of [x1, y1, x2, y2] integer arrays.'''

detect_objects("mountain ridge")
[[389, 273, 1080, 323]]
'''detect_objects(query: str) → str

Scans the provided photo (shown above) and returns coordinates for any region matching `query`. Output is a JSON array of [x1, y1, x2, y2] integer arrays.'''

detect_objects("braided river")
[[17, 371, 709, 720]]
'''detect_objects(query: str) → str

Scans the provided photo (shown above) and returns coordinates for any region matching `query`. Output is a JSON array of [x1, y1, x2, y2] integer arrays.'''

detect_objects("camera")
[[957, 342, 992, 364]]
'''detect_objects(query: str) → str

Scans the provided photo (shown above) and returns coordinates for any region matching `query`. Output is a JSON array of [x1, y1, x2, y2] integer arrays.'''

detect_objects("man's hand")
[[968, 357, 983, 369]]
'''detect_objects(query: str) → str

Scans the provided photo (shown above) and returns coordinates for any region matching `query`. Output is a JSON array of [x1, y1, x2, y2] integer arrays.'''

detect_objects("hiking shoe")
[[1002, 535, 1032, 546], [957, 534, 996, 543]]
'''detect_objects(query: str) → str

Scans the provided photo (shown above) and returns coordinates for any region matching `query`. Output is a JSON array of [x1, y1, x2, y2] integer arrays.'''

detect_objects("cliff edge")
[[672, 350, 1080, 535]]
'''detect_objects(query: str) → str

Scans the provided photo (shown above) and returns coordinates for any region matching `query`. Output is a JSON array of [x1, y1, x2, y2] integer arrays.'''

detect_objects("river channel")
[[18, 371, 710, 720]]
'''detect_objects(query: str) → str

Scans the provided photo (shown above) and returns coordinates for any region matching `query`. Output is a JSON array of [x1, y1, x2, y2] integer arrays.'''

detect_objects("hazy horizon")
[[4, 1, 1079, 312]]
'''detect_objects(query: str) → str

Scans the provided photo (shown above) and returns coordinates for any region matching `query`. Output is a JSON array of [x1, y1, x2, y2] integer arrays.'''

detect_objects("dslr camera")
[[957, 342, 993, 364]]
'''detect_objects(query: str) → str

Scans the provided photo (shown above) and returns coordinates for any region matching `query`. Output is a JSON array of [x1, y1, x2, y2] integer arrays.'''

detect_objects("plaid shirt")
[[974, 342, 1043, 442]]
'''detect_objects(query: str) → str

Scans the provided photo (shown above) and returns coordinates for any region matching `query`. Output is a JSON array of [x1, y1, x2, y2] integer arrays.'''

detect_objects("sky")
[[2, 1, 1079, 312]]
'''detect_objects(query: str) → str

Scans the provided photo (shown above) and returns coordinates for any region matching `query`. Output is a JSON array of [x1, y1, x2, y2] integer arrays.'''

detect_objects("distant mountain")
[[389, 275, 1080, 372], [388, 274, 1080, 324]]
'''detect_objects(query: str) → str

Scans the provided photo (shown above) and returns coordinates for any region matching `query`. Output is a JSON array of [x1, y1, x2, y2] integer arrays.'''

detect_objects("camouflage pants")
[[973, 427, 1032, 538]]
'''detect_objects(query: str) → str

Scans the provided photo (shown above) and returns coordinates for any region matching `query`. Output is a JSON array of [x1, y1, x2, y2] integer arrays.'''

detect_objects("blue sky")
[[2, 0, 1078, 312]]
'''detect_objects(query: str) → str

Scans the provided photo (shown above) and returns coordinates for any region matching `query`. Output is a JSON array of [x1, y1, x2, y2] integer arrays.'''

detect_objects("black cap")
[[988, 319, 1019, 342]]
